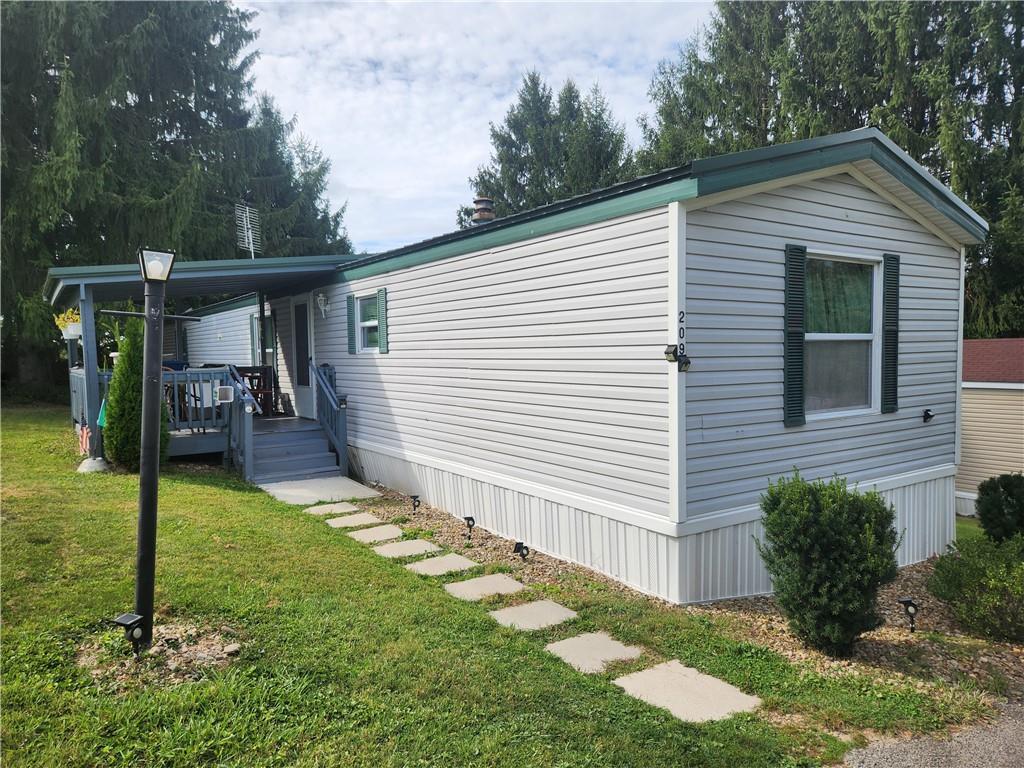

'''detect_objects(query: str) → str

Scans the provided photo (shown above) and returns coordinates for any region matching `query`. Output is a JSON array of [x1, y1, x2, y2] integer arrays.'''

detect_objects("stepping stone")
[[445, 574, 525, 601], [613, 660, 761, 723], [259, 476, 380, 505], [546, 632, 643, 673], [305, 502, 359, 516], [406, 553, 478, 576], [489, 599, 577, 631], [373, 539, 440, 559], [325, 513, 381, 529], [348, 524, 403, 544]]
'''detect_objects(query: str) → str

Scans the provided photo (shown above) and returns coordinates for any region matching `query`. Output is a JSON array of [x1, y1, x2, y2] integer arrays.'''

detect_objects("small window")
[[357, 295, 379, 353], [804, 257, 877, 415]]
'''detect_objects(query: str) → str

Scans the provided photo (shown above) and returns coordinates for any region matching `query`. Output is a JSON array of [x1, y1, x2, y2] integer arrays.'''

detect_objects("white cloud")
[[242, 1, 712, 252]]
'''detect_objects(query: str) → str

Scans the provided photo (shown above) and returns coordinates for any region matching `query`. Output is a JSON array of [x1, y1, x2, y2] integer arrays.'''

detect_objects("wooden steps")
[[251, 418, 340, 484]]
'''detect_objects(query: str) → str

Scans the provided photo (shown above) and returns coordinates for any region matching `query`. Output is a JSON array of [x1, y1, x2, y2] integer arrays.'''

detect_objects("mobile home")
[[48, 128, 988, 603]]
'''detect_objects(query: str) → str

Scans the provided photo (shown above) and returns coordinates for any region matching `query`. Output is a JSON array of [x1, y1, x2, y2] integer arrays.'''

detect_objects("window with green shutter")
[[783, 246, 897, 425], [348, 290, 390, 354]]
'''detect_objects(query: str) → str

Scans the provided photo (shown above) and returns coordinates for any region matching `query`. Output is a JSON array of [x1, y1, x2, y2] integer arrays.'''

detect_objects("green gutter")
[[337, 177, 699, 283]]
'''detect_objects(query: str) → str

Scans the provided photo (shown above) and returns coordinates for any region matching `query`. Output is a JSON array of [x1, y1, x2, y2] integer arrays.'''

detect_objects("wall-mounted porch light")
[[316, 292, 330, 318], [664, 344, 691, 372]]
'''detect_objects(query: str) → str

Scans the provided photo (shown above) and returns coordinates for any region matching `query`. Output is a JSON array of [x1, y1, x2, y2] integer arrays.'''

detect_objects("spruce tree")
[[640, 0, 1024, 338], [459, 72, 632, 226]]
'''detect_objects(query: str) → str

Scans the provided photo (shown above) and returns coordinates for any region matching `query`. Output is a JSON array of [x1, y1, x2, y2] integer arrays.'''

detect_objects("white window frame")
[[804, 250, 883, 422], [355, 292, 379, 354]]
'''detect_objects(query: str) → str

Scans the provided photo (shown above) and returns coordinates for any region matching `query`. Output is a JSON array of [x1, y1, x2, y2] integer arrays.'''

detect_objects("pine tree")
[[459, 72, 632, 226], [0, 2, 351, 385], [640, 0, 1024, 337]]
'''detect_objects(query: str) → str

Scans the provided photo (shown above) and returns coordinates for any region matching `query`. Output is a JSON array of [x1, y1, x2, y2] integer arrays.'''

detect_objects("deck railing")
[[311, 360, 348, 475], [69, 366, 232, 432]]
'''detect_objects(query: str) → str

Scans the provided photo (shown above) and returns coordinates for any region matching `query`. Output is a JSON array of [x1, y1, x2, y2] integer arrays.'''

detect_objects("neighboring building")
[[955, 338, 1024, 516], [47, 128, 990, 603]]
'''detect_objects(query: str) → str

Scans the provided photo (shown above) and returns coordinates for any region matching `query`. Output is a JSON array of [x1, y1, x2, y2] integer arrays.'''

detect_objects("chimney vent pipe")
[[471, 196, 496, 225]]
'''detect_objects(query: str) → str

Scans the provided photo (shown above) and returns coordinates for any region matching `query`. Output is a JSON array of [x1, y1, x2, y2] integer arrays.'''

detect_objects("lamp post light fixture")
[[131, 247, 176, 650], [464, 516, 475, 540], [898, 597, 919, 632]]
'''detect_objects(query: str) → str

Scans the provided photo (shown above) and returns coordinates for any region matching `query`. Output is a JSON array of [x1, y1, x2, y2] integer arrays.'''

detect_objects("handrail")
[[310, 361, 339, 409], [310, 359, 348, 475], [227, 364, 263, 416]]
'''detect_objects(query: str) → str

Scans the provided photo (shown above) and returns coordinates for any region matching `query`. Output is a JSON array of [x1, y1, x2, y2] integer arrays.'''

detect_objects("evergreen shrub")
[[757, 473, 900, 656]]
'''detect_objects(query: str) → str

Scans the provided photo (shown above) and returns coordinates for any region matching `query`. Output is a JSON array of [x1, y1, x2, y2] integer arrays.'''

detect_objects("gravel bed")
[[844, 700, 1024, 767]]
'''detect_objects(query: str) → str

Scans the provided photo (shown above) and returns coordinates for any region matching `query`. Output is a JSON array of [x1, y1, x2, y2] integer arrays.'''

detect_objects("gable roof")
[[963, 339, 1024, 383], [334, 127, 987, 283], [46, 128, 988, 305]]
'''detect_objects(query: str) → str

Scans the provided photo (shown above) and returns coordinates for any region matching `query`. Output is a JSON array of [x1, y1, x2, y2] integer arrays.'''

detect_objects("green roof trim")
[[337, 176, 699, 283], [332, 128, 985, 286], [690, 128, 987, 243], [44, 253, 356, 307]]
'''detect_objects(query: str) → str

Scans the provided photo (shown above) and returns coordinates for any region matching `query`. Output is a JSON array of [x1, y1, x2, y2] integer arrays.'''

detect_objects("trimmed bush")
[[929, 535, 1024, 641], [103, 319, 169, 471], [757, 473, 900, 656], [976, 472, 1024, 543]]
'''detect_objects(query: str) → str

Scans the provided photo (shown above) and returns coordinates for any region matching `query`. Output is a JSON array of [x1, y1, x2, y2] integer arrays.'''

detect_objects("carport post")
[[78, 284, 103, 458]]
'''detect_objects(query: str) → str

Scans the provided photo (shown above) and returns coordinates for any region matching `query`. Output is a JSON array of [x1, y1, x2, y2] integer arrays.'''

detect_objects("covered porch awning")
[[45, 254, 353, 457]]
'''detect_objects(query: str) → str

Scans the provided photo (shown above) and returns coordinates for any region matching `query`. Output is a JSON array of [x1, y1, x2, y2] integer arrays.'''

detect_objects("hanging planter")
[[55, 308, 82, 339]]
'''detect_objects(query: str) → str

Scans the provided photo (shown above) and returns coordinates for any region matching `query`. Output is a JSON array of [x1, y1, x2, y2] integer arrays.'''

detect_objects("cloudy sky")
[[243, 2, 712, 253]]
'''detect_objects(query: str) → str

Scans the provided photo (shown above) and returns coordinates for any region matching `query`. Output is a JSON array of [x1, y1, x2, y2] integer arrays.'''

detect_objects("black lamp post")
[[134, 247, 176, 649]]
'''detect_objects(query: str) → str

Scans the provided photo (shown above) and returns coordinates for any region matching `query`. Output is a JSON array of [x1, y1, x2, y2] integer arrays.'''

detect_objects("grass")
[[0, 406, 990, 767], [955, 515, 984, 543]]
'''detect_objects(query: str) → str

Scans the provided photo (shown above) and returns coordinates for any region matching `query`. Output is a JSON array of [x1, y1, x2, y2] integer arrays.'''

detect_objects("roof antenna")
[[235, 202, 263, 259]]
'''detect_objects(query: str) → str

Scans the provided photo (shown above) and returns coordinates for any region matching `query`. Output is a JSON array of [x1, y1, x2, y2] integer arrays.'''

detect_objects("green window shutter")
[[346, 295, 356, 354], [377, 288, 389, 354], [881, 254, 900, 413], [784, 244, 807, 427]]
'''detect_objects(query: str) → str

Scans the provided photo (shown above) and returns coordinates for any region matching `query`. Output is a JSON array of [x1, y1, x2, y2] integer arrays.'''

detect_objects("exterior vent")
[[470, 196, 496, 225]]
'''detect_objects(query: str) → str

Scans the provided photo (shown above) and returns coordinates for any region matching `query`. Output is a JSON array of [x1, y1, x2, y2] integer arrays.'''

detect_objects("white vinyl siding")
[[270, 296, 295, 406], [184, 304, 257, 367], [313, 208, 672, 517], [685, 173, 961, 518]]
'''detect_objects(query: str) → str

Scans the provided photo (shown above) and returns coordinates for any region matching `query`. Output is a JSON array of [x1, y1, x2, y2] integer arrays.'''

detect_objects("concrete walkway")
[[260, 476, 380, 505], [315, 502, 763, 725]]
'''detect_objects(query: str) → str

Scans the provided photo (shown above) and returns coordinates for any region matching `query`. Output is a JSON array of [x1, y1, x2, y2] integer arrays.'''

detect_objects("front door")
[[292, 299, 314, 418]]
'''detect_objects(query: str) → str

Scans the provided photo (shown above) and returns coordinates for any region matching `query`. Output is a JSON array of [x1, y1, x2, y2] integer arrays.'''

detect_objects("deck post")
[[257, 291, 268, 367], [78, 284, 103, 458], [242, 407, 254, 482]]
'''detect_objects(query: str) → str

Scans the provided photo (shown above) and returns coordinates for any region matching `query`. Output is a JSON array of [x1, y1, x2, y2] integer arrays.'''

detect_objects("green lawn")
[[956, 514, 984, 543], [0, 406, 988, 767]]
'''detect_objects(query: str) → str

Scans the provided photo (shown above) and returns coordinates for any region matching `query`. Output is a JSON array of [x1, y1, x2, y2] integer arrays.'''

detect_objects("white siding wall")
[[184, 304, 255, 367], [684, 173, 961, 518], [313, 208, 672, 518], [679, 468, 956, 603], [270, 297, 295, 405]]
